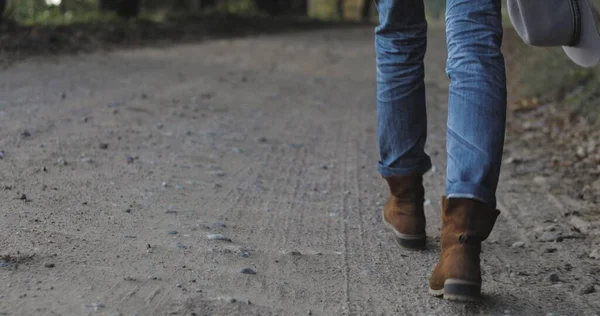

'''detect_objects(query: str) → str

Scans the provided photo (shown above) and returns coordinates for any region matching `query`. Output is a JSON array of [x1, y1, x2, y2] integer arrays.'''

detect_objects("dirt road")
[[0, 27, 599, 316]]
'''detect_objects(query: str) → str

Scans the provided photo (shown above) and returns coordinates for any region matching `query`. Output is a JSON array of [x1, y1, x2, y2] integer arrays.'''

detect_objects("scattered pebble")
[[57, 158, 67, 166], [240, 268, 256, 275], [44, 263, 55, 268], [511, 241, 526, 248], [238, 251, 250, 258], [206, 234, 232, 242], [579, 284, 596, 295], [99, 143, 109, 150], [165, 210, 178, 214], [19, 194, 27, 201], [167, 230, 178, 235], [589, 249, 600, 259], [321, 165, 328, 170], [0, 150, 4, 159], [257, 137, 267, 143], [21, 130, 31, 138], [290, 251, 302, 256], [173, 242, 186, 249], [84, 303, 105, 311], [538, 232, 563, 242], [218, 296, 236, 303], [544, 273, 560, 283], [533, 176, 548, 185], [542, 246, 557, 253], [161, 182, 169, 188], [123, 276, 137, 282], [210, 171, 226, 177], [215, 222, 227, 228], [126, 156, 135, 164], [176, 284, 182, 288], [424, 199, 431, 206]]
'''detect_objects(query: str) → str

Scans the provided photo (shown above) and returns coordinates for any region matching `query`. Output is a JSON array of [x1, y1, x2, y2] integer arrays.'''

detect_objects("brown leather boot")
[[382, 174, 426, 249], [428, 197, 500, 301]]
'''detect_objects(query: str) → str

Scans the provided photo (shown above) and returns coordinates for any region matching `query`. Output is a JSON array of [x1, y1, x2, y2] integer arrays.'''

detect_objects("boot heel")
[[395, 235, 426, 249], [442, 279, 481, 302]]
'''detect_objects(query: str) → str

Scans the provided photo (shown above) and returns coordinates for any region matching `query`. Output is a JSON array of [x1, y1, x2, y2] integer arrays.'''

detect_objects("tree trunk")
[[0, 0, 6, 21], [200, 0, 217, 9], [361, 0, 372, 21], [100, 0, 140, 18], [337, 0, 344, 19], [254, 0, 307, 16]]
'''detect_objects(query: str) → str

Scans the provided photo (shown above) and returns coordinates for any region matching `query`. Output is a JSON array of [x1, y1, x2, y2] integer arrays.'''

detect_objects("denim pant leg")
[[445, 0, 507, 207], [375, 0, 432, 178]]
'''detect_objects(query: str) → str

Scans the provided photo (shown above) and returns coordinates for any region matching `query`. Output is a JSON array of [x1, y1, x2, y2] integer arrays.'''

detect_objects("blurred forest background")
[[0, 0, 599, 125]]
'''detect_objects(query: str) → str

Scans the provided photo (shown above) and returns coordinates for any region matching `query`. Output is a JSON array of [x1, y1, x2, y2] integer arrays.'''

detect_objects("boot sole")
[[382, 211, 426, 250], [428, 279, 481, 302]]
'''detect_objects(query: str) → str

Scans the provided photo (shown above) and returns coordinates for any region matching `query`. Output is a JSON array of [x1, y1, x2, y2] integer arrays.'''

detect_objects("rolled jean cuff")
[[446, 181, 496, 207], [377, 158, 432, 178]]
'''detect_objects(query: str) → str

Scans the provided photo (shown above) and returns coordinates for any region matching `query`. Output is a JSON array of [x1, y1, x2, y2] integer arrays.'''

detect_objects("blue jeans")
[[375, 0, 506, 207]]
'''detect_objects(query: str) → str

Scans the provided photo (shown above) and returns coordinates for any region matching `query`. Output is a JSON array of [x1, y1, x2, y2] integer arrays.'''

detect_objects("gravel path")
[[0, 27, 598, 316]]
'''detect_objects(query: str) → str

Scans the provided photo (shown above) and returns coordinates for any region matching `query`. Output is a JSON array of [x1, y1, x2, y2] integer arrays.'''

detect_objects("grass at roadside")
[[503, 22, 600, 124]]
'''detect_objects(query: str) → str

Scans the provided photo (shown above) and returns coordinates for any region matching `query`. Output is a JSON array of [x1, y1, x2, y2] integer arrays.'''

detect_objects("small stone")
[[543, 246, 557, 253], [290, 251, 302, 256], [21, 130, 31, 138], [123, 276, 137, 281], [238, 251, 250, 258], [156, 123, 164, 130], [44, 263, 55, 268], [533, 176, 548, 185], [176, 284, 182, 288], [589, 249, 600, 259], [0, 150, 4, 159], [218, 296, 236, 303], [57, 158, 67, 165], [165, 210, 177, 214], [579, 284, 596, 295], [99, 143, 109, 150], [124, 208, 132, 213], [206, 234, 232, 242], [424, 199, 431, 206], [538, 232, 563, 242], [126, 156, 135, 164], [210, 171, 226, 177], [174, 242, 186, 249], [321, 165, 328, 170], [544, 273, 560, 283], [61, 92, 67, 99], [161, 182, 169, 188], [167, 230, 178, 235], [257, 137, 267, 143], [240, 268, 256, 275], [511, 241, 526, 248], [19, 194, 27, 201], [141, 93, 148, 99], [84, 303, 105, 311]]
